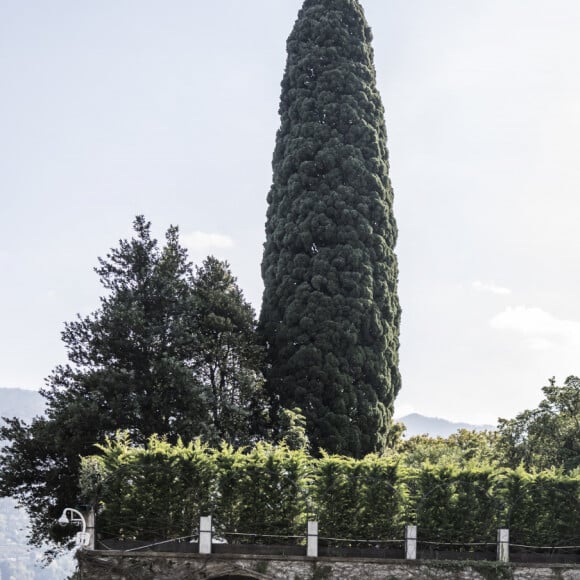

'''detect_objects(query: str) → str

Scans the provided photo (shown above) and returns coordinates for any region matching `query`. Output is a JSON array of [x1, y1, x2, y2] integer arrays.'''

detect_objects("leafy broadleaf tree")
[[0, 217, 265, 551], [497, 376, 580, 472], [260, 0, 401, 457], [396, 429, 500, 469]]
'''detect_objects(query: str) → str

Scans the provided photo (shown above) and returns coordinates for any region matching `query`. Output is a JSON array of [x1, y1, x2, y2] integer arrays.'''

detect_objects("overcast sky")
[[1, 0, 579, 425]]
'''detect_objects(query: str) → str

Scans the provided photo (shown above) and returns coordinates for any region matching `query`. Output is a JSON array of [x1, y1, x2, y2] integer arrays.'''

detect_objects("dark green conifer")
[[0, 218, 266, 550], [260, 0, 401, 457]]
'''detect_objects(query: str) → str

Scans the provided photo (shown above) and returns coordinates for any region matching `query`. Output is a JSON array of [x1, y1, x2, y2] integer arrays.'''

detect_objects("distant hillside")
[[0, 387, 45, 425], [398, 413, 495, 438], [0, 388, 74, 578]]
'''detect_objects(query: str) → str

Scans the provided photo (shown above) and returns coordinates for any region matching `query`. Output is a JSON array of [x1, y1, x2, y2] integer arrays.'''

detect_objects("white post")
[[497, 528, 509, 563], [84, 508, 96, 550], [199, 515, 212, 555], [307, 521, 318, 558], [405, 525, 417, 560]]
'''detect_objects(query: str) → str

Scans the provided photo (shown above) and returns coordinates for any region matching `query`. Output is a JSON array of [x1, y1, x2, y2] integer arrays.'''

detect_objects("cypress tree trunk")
[[260, 0, 401, 457]]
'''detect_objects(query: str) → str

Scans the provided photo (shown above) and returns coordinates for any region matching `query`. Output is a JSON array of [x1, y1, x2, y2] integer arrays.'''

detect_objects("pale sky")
[[1, 1, 579, 425]]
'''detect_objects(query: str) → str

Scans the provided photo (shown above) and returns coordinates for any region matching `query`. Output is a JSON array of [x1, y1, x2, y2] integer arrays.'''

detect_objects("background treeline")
[[82, 435, 580, 548]]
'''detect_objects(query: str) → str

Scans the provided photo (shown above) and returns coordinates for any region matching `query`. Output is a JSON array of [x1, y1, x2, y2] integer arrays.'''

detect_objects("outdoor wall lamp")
[[58, 507, 90, 547]]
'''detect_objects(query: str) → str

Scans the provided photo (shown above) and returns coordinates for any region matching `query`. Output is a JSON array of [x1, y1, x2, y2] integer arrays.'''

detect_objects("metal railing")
[[94, 516, 580, 564]]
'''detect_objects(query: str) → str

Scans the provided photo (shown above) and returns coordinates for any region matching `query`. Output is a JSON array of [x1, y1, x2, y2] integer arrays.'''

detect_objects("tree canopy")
[[496, 376, 580, 472], [0, 217, 265, 550], [260, 0, 401, 458], [395, 429, 500, 470]]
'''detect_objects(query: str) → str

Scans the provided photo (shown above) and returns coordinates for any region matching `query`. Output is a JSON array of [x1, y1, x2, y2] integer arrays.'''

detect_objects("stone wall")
[[78, 551, 580, 580]]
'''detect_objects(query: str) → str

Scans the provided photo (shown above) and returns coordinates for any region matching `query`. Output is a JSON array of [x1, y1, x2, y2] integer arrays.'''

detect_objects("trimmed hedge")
[[82, 436, 580, 546]]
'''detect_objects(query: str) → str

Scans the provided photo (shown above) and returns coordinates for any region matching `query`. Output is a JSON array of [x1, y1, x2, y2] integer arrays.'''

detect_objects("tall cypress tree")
[[260, 0, 401, 457]]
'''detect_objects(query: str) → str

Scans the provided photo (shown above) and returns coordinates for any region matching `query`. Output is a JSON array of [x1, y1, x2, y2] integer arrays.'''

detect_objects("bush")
[[84, 436, 580, 547]]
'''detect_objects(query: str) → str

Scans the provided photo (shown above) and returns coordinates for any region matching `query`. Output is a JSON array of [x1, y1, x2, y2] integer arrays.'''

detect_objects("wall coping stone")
[[84, 549, 580, 570]]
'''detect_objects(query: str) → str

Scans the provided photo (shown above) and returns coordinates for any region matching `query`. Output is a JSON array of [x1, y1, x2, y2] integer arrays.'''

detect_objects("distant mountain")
[[0, 387, 45, 425], [0, 388, 497, 439], [397, 413, 495, 438]]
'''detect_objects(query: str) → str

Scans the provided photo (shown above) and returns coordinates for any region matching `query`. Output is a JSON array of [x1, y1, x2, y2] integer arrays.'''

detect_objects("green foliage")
[[260, 0, 401, 458], [192, 257, 268, 446], [314, 453, 405, 541], [497, 376, 580, 472], [87, 438, 580, 548], [398, 429, 500, 469], [314, 454, 362, 539], [0, 217, 265, 551], [90, 436, 312, 542], [495, 467, 580, 546], [216, 443, 311, 539], [93, 434, 219, 541], [409, 465, 498, 542], [278, 407, 310, 451]]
